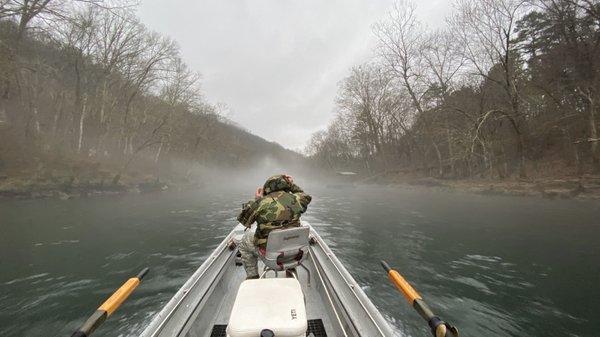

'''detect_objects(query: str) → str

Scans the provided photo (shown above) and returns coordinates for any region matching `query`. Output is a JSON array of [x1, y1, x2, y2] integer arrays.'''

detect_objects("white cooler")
[[227, 278, 307, 337]]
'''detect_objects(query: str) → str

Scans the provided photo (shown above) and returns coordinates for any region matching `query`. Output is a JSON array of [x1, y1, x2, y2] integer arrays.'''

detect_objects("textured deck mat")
[[210, 319, 326, 337], [210, 324, 227, 337], [307, 319, 327, 336]]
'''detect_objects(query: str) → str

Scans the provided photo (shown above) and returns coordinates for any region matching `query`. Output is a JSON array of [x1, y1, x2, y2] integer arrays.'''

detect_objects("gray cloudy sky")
[[137, 0, 452, 151]]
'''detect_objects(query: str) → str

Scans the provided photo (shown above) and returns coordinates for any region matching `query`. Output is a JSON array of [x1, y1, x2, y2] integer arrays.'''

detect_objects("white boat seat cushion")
[[258, 226, 309, 271], [227, 278, 307, 337]]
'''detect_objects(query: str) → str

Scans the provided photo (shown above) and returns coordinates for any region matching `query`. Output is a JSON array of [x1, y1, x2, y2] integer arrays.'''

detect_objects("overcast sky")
[[137, 0, 452, 151]]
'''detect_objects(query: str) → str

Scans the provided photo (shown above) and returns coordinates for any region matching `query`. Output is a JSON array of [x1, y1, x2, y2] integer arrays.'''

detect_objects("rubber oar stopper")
[[381, 260, 392, 272], [137, 268, 150, 280]]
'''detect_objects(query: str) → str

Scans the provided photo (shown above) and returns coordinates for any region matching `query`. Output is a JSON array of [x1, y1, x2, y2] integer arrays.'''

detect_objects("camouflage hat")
[[262, 174, 292, 195]]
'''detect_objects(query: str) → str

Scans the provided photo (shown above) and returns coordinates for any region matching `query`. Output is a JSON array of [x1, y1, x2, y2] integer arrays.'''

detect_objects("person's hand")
[[255, 187, 263, 199], [283, 174, 293, 184]]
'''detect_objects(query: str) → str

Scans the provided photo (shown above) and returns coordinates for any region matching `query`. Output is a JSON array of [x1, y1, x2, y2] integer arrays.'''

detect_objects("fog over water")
[[1, 182, 598, 337], [2, 1, 600, 337]]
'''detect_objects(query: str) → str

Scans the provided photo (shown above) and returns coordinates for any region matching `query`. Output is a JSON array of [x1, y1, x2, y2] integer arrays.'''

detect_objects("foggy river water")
[[1, 184, 599, 337]]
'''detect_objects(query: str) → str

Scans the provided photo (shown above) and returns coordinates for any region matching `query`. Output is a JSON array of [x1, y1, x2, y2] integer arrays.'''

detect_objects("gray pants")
[[238, 227, 259, 278]]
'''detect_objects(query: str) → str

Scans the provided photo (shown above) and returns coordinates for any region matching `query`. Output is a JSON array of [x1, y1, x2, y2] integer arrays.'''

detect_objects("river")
[[1, 184, 598, 336]]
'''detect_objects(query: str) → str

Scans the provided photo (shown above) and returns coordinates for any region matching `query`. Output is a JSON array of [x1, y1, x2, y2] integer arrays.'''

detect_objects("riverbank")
[[0, 173, 181, 200], [361, 171, 600, 200], [5, 162, 600, 201], [0, 156, 198, 200]]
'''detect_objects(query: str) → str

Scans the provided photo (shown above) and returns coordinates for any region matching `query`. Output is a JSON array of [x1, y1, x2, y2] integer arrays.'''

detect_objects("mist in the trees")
[[0, 0, 324, 196], [307, 0, 600, 182]]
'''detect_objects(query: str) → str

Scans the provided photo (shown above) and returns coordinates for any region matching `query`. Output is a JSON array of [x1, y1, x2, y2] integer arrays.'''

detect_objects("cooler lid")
[[227, 278, 307, 337]]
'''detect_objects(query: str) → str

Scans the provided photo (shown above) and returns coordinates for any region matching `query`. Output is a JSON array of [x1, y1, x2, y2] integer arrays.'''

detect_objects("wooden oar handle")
[[98, 277, 140, 315], [389, 270, 422, 303], [381, 260, 422, 303], [381, 261, 459, 337], [71, 268, 149, 337]]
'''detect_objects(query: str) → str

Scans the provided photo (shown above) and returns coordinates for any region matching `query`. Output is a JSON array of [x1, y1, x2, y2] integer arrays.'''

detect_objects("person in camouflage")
[[237, 174, 312, 279]]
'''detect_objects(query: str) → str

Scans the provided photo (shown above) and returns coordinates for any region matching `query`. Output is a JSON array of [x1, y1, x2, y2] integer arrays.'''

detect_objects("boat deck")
[[141, 224, 394, 337], [189, 258, 337, 337]]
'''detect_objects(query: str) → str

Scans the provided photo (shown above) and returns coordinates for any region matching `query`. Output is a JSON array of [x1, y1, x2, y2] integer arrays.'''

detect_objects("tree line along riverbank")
[[0, 1, 304, 200], [306, 0, 600, 185]]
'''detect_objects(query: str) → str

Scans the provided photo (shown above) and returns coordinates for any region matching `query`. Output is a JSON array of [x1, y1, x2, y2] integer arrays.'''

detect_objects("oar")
[[381, 261, 458, 337], [71, 268, 149, 337]]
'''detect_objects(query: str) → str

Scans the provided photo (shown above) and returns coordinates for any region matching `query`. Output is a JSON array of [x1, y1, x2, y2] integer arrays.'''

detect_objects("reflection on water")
[[1, 185, 599, 336]]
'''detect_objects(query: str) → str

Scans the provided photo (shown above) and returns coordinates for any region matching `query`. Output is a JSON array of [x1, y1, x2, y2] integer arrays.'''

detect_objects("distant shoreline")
[[357, 172, 600, 200], [4, 171, 600, 201], [0, 175, 198, 201], [0, 181, 173, 200]]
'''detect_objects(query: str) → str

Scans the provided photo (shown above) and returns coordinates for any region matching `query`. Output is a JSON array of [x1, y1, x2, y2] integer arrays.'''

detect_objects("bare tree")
[[422, 28, 468, 176], [3, 0, 134, 40], [375, 0, 452, 175], [450, 0, 529, 177], [374, 0, 428, 115]]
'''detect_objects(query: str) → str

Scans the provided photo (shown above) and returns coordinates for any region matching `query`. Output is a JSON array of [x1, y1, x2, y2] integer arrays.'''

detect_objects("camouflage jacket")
[[237, 175, 312, 247]]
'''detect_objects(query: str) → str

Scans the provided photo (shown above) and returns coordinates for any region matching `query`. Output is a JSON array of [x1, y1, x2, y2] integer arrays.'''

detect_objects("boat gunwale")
[[175, 248, 235, 336], [141, 230, 236, 337], [309, 240, 353, 336], [308, 225, 394, 336]]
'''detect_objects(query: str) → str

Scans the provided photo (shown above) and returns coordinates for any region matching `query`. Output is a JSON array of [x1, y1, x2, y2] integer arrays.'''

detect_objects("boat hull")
[[140, 223, 395, 337]]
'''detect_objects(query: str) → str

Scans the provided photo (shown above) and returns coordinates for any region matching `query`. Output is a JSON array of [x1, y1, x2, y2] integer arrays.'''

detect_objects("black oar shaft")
[[71, 268, 149, 337], [414, 298, 435, 321], [71, 311, 107, 337], [137, 267, 150, 280]]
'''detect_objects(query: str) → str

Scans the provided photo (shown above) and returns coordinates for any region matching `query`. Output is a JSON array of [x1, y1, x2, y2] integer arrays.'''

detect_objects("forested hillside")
[[307, 0, 600, 183], [0, 1, 301, 197]]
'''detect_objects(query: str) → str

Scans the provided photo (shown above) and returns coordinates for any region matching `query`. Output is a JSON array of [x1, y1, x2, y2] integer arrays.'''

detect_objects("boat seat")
[[227, 278, 307, 337], [258, 226, 310, 272]]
